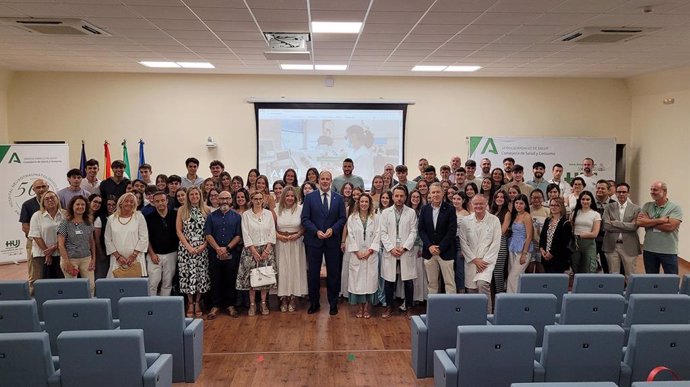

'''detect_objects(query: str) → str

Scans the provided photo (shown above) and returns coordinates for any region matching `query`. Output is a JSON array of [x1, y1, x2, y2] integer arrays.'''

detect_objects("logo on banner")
[[5, 240, 20, 248], [6, 173, 58, 215], [469, 137, 498, 155], [0, 145, 20, 164]]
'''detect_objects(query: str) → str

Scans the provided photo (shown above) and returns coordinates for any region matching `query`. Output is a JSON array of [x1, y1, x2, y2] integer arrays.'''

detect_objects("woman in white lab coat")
[[346, 193, 380, 319], [379, 186, 418, 318]]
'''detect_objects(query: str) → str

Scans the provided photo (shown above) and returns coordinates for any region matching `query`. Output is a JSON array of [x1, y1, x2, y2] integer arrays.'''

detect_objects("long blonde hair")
[[277, 186, 299, 215], [179, 186, 209, 220]]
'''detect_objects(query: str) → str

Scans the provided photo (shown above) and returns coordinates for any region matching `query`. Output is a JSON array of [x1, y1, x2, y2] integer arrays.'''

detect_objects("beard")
[[584, 167, 591, 173], [220, 204, 230, 211], [534, 172, 543, 179]]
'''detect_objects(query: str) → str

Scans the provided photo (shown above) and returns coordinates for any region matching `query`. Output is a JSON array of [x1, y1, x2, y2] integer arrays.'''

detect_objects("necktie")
[[322, 192, 329, 211]]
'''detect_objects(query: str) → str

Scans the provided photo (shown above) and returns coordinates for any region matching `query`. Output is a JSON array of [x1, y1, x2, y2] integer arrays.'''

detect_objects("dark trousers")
[[643, 251, 678, 274], [384, 278, 413, 308], [209, 254, 240, 309], [306, 245, 342, 307], [596, 239, 609, 273]]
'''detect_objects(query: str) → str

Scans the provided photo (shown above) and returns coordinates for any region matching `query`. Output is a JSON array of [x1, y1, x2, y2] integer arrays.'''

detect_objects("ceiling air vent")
[[0, 18, 110, 36], [559, 27, 659, 43]]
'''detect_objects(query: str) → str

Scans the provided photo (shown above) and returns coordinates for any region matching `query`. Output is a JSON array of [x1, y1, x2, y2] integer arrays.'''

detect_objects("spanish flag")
[[103, 141, 112, 179]]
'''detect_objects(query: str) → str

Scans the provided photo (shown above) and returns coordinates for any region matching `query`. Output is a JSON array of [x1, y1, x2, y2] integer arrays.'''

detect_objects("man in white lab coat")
[[380, 186, 418, 318], [459, 194, 502, 313]]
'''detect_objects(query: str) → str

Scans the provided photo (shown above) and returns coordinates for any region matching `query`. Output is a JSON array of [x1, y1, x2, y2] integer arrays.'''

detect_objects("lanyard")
[[652, 203, 666, 219], [394, 208, 403, 239], [360, 216, 368, 241]]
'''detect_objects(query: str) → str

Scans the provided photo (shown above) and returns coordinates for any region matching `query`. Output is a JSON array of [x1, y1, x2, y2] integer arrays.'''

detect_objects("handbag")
[[112, 261, 143, 278], [250, 263, 276, 288]]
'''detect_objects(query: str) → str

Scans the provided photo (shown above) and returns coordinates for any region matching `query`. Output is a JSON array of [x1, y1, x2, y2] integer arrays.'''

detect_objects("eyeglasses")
[[34, 185, 48, 189], [616, 191, 628, 194], [252, 198, 263, 201], [92, 200, 102, 205], [548, 204, 560, 207], [44, 196, 57, 201]]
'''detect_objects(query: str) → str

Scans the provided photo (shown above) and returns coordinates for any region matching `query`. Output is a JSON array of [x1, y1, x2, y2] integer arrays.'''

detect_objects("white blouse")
[[28, 210, 66, 257], [241, 208, 277, 247]]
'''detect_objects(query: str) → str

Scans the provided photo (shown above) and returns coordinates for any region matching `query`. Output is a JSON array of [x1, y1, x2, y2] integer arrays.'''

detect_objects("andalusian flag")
[[137, 139, 145, 179], [122, 140, 131, 180], [103, 141, 112, 179], [79, 140, 87, 177]]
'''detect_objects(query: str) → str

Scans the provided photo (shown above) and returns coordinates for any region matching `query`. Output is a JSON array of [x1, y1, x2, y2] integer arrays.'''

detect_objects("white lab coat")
[[379, 205, 418, 282], [459, 212, 502, 289], [346, 213, 380, 295]]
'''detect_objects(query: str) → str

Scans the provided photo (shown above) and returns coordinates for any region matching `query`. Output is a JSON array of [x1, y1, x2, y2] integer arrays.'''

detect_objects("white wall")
[[627, 66, 690, 261], [7, 72, 631, 180], [0, 68, 11, 143]]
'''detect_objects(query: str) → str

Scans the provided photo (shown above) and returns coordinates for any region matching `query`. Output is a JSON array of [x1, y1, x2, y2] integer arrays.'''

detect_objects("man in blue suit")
[[418, 182, 458, 294], [301, 171, 347, 315]]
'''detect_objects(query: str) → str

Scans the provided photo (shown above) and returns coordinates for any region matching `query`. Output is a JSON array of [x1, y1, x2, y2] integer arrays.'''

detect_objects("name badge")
[[75, 230, 83, 235], [652, 228, 662, 233]]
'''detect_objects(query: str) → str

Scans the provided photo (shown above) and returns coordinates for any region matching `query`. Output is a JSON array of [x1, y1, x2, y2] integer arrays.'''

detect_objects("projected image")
[[257, 107, 404, 189]]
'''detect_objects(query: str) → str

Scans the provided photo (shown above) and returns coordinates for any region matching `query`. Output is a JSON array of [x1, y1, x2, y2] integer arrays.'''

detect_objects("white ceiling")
[[1, 0, 690, 77]]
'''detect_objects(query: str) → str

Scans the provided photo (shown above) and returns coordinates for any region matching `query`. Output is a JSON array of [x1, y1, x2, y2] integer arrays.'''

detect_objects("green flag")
[[122, 140, 131, 180]]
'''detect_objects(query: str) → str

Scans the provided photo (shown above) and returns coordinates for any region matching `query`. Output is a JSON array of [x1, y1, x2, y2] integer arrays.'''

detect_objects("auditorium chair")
[[518, 274, 569, 311], [434, 325, 539, 387], [56, 329, 173, 387], [488, 293, 557, 346], [0, 280, 30, 300], [34, 278, 90, 320], [513, 383, 620, 387], [558, 294, 625, 325], [573, 273, 625, 295], [0, 331, 60, 387], [95, 278, 149, 320], [43, 298, 114, 355], [680, 274, 690, 296], [119, 296, 203, 383], [623, 294, 690, 340], [0, 299, 41, 333], [624, 274, 680, 300], [411, 294, 488, 378], [624, 325, 690, 387], [537, 325, 630, 385]]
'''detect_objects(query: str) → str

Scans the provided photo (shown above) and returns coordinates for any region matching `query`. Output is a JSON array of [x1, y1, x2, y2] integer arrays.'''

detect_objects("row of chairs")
[[0, 278, 149, 320], [514, 383, 690, 387], [0, 281, 202, 383], [412, 293, 690, 378], [433, 324, 690, 387], [1, 329, 173, 387]]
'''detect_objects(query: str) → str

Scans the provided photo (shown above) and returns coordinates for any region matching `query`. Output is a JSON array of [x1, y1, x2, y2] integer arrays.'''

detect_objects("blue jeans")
[[642, 250, 678, 274]]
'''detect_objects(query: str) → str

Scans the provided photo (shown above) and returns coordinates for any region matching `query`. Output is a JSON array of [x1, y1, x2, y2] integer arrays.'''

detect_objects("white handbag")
[[250, 264, 276, 288]]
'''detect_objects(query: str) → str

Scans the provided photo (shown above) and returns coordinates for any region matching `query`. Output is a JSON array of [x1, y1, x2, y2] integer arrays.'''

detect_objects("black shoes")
[[307, 304, 320, 314], [329, 305, 338, 316]]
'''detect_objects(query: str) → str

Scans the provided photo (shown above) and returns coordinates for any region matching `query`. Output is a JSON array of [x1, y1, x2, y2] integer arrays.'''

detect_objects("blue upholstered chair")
[[95, 278, 149, 319], [489, 293, 557, 346], [119, 296, 203, 383], [0, 299, 41, 333], [623, 294, 690, 340], [537, 325, 630, 385], [434, 325, 539, 387], [558, 294, 625, 325], [624, 274, 680, 300], [573, 274, 625, 294], [518, 274, 570, 311], [34, 278, 90, 320], [411, 294, 488, 378], [43, 298, 114, 355], [56, 329, 173, 387], [513, 383, 620, 387], [0, 280, 30, 300], [624, 325, 690, 387], [0, 331, 60, 387], [680, 274, 690, 296]]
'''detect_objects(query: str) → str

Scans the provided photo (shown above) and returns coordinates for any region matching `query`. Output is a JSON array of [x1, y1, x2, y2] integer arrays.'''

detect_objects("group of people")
[[19, 154, 683, 318]]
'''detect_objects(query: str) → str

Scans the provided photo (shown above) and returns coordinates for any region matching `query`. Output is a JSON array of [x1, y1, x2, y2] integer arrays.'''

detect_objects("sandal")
[[186, 303, 194, 318], [248, 303, 256, 317], [363, 309, 371, 319], [381, 307, 392, 319], [355, 307, 364, 319], [260, 301, 269, 315], [194, 302, 203, 317], [288, 297, 296, 313], [207, 307, 219, 320]]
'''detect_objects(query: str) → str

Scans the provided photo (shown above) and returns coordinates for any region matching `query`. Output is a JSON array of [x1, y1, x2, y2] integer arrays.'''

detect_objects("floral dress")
[[178, 207, 210, 294]]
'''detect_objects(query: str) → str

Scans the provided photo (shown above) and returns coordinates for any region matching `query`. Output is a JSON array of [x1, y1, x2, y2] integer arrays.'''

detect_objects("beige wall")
[[627, 66, 690, 261], [0, 68, 11, 143], [7, 72, 631, 178]]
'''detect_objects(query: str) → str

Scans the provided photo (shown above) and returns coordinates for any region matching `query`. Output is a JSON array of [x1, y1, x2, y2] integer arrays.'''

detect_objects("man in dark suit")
[[418, 182, 457, 294], [594, 179, 616, 273], [301, 171, 347, 315]]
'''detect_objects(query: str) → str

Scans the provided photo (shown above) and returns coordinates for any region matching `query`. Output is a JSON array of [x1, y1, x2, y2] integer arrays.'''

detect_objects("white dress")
[[346, 214, 380, 295], [104, 212, 149, 277], [275, 205, 307, 297]]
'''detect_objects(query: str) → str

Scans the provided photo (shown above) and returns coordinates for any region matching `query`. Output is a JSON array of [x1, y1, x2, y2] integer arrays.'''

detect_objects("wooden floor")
[[2, 257, 687, 387]]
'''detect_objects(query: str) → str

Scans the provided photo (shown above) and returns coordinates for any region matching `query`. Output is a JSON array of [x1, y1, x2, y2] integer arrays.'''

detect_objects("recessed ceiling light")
[[280, 64, 314, 70], [411, 65, 446, 72], [315, 64, 347, 71], [445, 65, 481, 72], [139, 61, 180, 68], [177, 62, 215, 69], [311, 21, 362, 34]]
